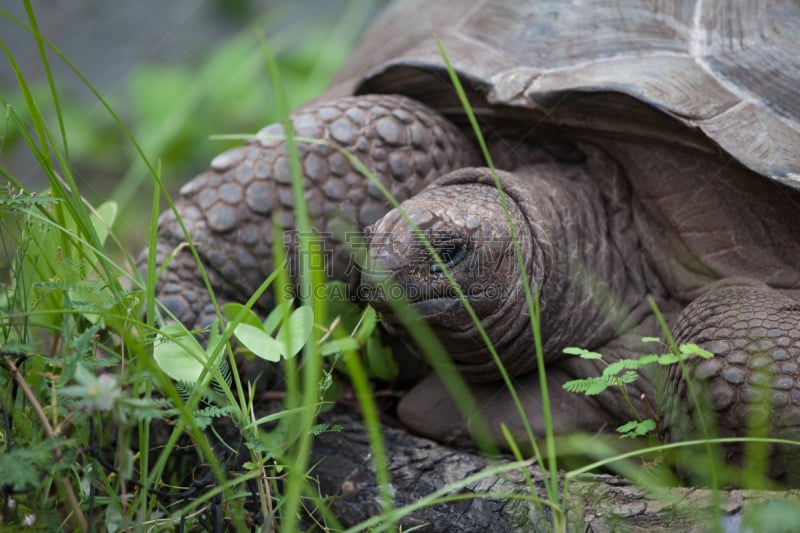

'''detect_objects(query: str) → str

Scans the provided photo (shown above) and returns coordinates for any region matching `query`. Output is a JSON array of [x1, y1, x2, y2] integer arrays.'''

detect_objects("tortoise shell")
[[331, 0, 800, 189]]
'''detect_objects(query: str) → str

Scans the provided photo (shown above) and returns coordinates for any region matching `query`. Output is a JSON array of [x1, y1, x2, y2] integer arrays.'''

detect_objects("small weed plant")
[[562, 340, 713, 438]]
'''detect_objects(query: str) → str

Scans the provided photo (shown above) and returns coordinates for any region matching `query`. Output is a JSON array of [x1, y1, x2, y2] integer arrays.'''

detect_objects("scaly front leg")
[[663, 278, 800, 482]]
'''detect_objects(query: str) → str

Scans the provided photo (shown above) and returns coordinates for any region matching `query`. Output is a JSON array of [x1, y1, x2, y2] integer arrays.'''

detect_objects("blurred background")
[[0, 0, 386, 254]]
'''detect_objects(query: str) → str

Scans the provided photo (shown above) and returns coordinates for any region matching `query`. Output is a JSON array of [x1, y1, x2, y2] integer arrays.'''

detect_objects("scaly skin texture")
[[147, 93, 800, 479]]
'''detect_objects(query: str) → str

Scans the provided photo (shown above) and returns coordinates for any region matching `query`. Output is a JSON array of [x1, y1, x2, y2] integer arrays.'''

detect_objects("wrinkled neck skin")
[[517, 146, 660, 368], [367, 145, 661, 381]]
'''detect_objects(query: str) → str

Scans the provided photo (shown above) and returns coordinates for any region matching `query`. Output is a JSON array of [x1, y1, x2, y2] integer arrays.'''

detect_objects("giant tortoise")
[[145, 0, 800, 479]]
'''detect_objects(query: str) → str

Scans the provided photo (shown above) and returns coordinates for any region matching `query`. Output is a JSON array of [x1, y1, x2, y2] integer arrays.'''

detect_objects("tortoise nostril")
[[430, 232, 467, 273]]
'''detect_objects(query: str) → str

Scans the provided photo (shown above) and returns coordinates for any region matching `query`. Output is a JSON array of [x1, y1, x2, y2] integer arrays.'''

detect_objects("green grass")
[[0, 1, 383, 530], [2, 0, 800, 531]]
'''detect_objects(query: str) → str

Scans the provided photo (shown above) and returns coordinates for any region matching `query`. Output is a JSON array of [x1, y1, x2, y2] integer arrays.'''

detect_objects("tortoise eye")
[[429, 232, 467, 273]]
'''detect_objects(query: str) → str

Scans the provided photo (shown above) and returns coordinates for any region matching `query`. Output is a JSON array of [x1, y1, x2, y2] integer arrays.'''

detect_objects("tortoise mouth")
[[375, 295, 466, 335], [409, 292, 463, 317], [369, 282, 496, 331], [363, 281, 461, 312]]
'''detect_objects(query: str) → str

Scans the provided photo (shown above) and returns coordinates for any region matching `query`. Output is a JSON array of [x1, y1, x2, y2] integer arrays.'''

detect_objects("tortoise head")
[[360, 168, 538, 379]]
